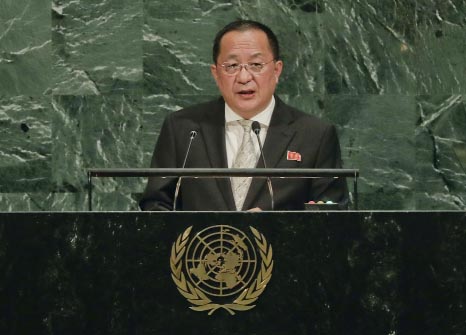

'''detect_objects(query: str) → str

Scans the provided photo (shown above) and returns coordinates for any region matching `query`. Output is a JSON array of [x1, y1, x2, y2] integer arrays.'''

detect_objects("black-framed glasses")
[[219, 60, 275, 75]]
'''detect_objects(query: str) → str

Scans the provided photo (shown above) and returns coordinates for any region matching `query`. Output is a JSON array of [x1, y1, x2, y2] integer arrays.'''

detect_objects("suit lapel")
[[261, 99, 296, 169], [243, 97, 296, 210], [199, 99, 236, 210]]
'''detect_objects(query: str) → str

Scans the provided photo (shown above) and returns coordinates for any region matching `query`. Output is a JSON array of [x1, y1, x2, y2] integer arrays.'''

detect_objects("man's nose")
[[236, 65, 253, 83]]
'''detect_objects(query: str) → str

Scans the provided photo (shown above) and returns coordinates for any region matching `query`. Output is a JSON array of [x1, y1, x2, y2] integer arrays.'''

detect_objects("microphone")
[[173, 130, 197, 211], [251, 121, 274, 210]]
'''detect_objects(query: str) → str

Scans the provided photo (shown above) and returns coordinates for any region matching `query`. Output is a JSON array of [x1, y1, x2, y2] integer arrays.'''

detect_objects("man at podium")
[[140, 20, 348, 211]]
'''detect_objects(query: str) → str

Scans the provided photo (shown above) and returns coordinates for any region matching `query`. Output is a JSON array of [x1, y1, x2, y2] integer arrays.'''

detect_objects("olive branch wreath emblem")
[[170, 226, 273, 315]]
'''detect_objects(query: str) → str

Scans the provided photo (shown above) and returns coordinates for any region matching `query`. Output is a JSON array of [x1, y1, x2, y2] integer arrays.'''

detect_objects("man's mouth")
[[237, 89, 255, 97]]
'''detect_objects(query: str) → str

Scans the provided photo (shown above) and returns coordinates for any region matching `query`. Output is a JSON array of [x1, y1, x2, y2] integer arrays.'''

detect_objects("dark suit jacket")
[[139, 96, 348, 211]]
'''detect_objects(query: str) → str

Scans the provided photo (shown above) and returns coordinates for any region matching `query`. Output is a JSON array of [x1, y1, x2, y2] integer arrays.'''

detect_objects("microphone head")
[[190, 130, 197, 139], [252, 121, 261, 135]]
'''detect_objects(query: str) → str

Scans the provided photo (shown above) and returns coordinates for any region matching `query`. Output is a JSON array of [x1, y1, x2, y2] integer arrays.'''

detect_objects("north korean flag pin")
[[287, 150, 302, 162]]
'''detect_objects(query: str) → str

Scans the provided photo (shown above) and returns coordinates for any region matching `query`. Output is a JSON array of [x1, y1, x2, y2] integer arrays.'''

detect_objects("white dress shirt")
[[225, 97, 275, 168]]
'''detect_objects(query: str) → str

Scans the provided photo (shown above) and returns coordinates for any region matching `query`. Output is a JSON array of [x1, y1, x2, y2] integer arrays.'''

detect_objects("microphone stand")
[[173, 130, 197, 211]]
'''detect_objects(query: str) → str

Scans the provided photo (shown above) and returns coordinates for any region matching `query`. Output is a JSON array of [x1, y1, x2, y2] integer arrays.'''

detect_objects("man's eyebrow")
[[223, 55, 239, 62], [250, 52, 264, 58], [223, 52, 266, 61]]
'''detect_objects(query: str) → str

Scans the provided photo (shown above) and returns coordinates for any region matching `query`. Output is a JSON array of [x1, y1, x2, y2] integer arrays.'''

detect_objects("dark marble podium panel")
[[1, 211, 465, 334]]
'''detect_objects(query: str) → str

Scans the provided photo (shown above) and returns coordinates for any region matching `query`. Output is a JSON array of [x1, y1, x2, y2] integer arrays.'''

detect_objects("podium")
[[1, 211, 466, 334], [87, 168, 360, 210]]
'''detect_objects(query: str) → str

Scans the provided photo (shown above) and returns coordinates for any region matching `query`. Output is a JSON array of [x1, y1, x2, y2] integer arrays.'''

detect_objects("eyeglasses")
[[219, 60, 275, 75]]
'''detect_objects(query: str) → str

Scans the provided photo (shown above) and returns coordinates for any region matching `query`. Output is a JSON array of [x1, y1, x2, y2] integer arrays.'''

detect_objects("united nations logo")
[[170, 225, 273, 315]]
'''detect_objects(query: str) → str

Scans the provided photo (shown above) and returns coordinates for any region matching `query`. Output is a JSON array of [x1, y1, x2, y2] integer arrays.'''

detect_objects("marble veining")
[[51, 0, 143, 95]]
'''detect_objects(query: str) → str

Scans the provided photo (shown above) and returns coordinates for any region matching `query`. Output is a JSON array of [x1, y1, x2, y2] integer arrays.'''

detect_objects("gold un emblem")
[[170, 225, 273, 315]]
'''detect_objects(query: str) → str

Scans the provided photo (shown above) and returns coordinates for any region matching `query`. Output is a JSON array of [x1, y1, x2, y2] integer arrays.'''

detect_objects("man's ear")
[[274, 60, 283, 82], [210, 64, 219, 84]]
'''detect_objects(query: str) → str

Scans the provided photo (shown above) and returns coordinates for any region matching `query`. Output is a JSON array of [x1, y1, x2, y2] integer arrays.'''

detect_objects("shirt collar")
[[225, 96, 275, 127]]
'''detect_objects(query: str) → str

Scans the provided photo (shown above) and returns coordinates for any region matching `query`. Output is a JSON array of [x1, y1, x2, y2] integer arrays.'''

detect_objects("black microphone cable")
[[252, 121, 274, 210]]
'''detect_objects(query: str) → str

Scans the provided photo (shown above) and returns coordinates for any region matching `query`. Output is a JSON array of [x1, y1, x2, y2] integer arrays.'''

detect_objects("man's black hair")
[[212, 20, 280, 63]]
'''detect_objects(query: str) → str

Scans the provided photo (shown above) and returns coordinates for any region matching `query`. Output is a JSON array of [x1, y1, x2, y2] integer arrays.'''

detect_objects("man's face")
[[211, 29, 283, 118]]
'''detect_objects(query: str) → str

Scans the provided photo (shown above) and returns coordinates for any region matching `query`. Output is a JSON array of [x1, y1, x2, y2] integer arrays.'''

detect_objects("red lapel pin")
[[287, 150, 302, 162]]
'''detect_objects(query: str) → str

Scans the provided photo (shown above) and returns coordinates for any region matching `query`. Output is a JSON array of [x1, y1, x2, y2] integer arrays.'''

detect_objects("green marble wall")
[[1, 0, 465, 211]]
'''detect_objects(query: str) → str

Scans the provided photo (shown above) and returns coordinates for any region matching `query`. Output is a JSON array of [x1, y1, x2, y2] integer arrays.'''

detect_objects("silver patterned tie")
[[231, 120, 257, 210]]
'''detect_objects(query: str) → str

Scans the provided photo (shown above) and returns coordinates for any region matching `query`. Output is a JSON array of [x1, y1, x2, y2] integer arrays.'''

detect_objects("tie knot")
[[238, 119, 253, 132]]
